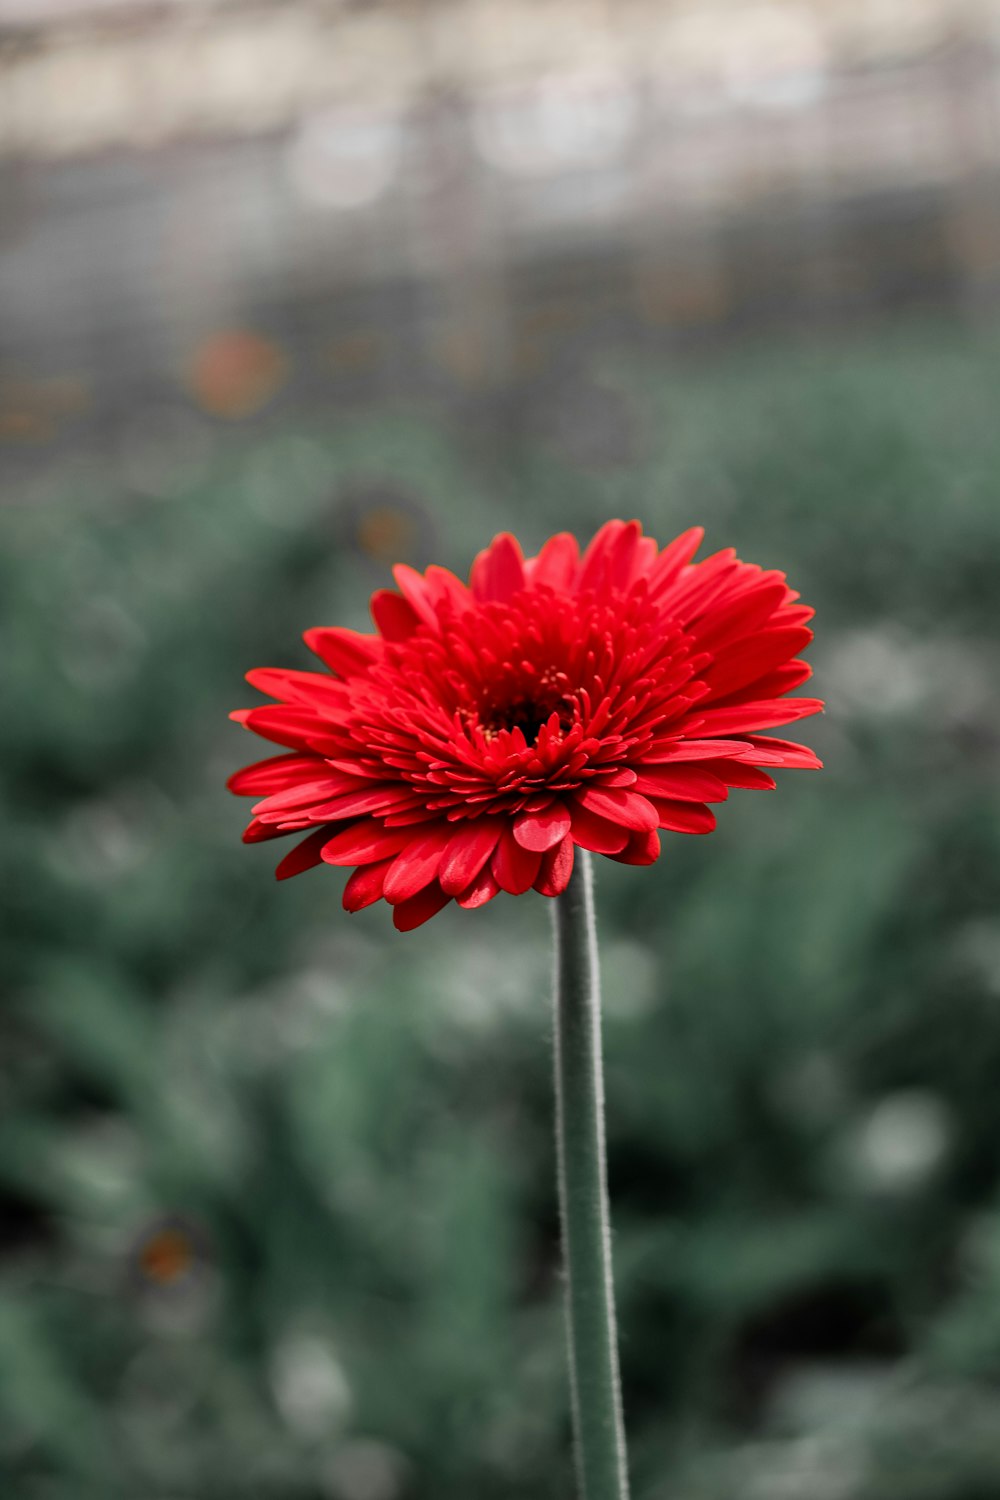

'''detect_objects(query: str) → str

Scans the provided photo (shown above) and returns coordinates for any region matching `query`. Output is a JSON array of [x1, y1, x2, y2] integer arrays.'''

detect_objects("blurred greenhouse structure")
[[4, 2, 1000, 1498]]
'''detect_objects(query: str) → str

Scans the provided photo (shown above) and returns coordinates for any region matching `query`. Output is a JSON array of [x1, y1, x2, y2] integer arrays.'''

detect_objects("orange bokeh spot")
[[188, 330, 289, 419], [0, 376, 91, 443], [355, 505, 419, 563], [138, 1227, 195, 1285]]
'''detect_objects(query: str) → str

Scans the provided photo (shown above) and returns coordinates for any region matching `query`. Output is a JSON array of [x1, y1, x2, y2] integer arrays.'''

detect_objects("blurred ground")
[[3, 4, 1000, 1500]]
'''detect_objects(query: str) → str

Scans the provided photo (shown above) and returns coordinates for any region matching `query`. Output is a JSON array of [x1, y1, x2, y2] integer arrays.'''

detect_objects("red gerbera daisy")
[[229, 521, 822, 930]]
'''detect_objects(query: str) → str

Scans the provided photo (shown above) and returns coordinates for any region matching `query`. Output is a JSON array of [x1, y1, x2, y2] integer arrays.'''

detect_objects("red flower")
[[229, 522, 822, 930]]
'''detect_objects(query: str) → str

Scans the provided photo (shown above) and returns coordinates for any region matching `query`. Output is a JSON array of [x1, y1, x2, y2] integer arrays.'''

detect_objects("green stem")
[[552, 850, 630, 1500]]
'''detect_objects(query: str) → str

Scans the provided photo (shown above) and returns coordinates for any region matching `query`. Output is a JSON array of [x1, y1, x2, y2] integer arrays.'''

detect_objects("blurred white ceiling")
[[1, 0, 998, 160]]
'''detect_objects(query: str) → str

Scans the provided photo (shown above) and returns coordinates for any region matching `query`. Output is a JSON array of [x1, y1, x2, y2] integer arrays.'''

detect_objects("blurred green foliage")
[[3, 318, 1000, 1499]]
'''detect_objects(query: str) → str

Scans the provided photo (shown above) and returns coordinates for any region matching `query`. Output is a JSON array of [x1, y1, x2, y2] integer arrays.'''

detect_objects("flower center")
[[476, 665, 577, 745], [480, 693, 574, 745]]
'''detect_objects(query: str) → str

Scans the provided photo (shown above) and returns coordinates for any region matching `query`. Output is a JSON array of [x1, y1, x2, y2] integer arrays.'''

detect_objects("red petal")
[[382, 806, 444, 828], [470, 533, 525, 602], [648, 527, 704, 593], [655, 548, 738, 616], [303, 627, 379, 677], [439, 819, 503, 896], [578, 787, 658, 832], [578, 519, 625, 593], [321, 821, 411, 865], [233, 706, 322, 749], [245, 668, 348, 710], [513, 805, 572, 852], [605, 519, 645, 591], [693, 580, 789, 650], [569, 518, 647, 595], [382, 825, 451, 904], [343, 859, 393, 912], [637, 738, 754, 764], [648, 798, 717, 834], [712, 759, 777, 791], [776, 604, 815, 627], [569, 802, 630, 854], [609, 830, 661, 866], [534, 834, 575, 896], [227, 754, 320, 796], [529, 532, 579, 590], [744, 735, 823, 770], [370, 589, 421, 641], [633, 766, 729, 802], [456, 867, 502, 909], [242, 817, 287, 844], [691, 698, 824, 737], [252, 774, 367, 817], [392, 565, 442, 628], [392, 884, 452, 931], [275, 828, 330, 880], [702, 626, 814, 701], [423, 565, 471, 611], [716, 661, 813, 704], [596, 767, 638, 789], [302, 786, 421, 822], [491, 828, 542, 894]]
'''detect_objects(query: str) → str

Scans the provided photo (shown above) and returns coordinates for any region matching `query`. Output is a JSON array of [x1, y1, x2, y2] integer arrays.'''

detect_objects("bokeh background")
[[4, 1, 1000, 1497]]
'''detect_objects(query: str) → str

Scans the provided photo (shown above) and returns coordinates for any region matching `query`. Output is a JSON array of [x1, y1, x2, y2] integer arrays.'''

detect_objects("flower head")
[[229, 522, 822, 929]]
